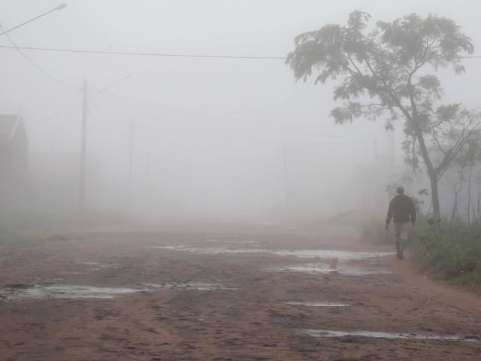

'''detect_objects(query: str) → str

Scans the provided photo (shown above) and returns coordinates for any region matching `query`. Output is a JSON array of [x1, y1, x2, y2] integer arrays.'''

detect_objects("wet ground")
[[1, 225, 481, 360]]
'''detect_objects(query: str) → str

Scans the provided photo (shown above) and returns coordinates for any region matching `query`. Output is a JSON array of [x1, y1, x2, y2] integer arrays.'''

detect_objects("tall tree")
[[287, 11, 480, 219]]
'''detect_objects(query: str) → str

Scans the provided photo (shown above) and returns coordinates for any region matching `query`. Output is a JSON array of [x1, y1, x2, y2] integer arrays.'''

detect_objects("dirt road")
[[1, 226, 480, 360]]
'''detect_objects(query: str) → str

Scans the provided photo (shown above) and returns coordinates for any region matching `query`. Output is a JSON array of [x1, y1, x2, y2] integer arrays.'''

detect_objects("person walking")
[[385, 186, 416, 260]]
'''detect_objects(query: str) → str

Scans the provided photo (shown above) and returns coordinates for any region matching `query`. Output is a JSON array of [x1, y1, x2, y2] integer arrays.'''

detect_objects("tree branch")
[[346, 54, 364, 76], [432, 131, 447, 155], [435, 120, 481, 177]]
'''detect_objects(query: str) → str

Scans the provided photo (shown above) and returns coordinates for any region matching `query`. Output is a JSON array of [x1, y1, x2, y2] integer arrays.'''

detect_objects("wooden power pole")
[[79, 79, 88, 214], [128, 120, 135, 215]]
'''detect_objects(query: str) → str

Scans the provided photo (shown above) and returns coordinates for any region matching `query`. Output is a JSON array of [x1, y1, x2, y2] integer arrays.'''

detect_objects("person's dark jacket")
[[386, 194, 416, 225]]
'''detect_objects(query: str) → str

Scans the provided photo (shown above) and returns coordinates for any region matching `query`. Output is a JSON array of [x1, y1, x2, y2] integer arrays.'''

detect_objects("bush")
[[412, 222, 481, 287]]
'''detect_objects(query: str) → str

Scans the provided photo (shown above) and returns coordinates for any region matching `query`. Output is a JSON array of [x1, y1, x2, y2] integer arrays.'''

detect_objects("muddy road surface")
[[1, 226, 480, 360]]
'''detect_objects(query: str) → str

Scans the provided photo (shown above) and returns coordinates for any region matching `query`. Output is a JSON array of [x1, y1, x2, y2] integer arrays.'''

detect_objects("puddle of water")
[[144, 282, 236, 291], [156, 245, 187, 250], [61, 271, 88, 276], [78, 262, 116, 271], [154, 246, 393, 260], [153, 246, 261, 255], [155, 246, 391, 277], [272, 263, 391, 276], [205, 239, 258, 244], [0, 281, 236, 302], [286, 302, 349, 307], [299, 329, 479, 342], [273, 250, 394, 260], [79, 262, 109, 267], [0, 285, 141, 300]]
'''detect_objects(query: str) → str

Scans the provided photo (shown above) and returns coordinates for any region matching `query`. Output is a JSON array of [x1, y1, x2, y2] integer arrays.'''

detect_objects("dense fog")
[[1, 0, 481, 226]]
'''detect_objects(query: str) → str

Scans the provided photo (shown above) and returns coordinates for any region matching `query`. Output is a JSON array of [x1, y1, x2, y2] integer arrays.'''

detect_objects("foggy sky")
[[1, 1, 480, 223]]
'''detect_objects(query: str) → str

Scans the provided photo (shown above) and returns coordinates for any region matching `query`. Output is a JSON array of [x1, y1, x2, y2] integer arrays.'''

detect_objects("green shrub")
[[412, 222, 481, 287]]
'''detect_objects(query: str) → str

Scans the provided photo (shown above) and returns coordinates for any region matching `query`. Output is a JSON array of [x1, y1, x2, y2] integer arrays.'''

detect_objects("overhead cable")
[[0, 44, 286, 60], [1, 44, 481, 60]]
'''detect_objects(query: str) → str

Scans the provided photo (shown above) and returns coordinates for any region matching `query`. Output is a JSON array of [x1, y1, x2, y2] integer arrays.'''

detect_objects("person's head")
[[396, 186, 405, 195]]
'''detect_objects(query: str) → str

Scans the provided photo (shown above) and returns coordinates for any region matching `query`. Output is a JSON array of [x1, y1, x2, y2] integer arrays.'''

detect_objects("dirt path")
[[0, 227, 480, 360]]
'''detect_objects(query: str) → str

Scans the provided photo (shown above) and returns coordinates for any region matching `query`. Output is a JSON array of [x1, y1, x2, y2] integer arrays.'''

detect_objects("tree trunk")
[[414, 129, 441, 220], [451, 188, 459, 222], [429, 172, 441, 220], [467, 165, 473, 224], [476, 192, 481, 222]]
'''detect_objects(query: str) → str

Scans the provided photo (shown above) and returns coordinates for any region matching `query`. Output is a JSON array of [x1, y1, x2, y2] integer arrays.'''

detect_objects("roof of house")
[[0, 114, 22, 143]]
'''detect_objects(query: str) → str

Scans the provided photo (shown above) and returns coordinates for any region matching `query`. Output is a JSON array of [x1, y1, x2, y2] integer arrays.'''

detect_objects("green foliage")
[[287, 11, 480, 218], [412, 222, 481, 288], [286, 11, 473, 127]]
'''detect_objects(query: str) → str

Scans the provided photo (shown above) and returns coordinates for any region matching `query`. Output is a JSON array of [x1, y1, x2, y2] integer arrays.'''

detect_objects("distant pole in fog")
[[79, 79, 88, 214], [128, 120, 135, 214], [281, 142, 290, 222]]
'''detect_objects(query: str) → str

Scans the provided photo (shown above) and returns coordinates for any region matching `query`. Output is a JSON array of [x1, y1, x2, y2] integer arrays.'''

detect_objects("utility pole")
[[128, 120, 135, 216], [281, 141, 290, 223], [79, 79, 88, 214]]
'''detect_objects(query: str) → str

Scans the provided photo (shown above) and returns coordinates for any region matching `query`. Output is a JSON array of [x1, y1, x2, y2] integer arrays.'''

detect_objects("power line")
[[0, 26, 76, 88], [1, 43, 481, 61], [0, 44, 286, 60]]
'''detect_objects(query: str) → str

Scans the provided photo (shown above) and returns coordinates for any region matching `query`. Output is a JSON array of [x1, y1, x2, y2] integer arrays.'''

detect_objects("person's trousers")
[[393, 222, 414, 248]]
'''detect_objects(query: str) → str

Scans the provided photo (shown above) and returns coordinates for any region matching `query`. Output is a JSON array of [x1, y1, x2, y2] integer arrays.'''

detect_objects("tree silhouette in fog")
[[287, 11, 481, 219]]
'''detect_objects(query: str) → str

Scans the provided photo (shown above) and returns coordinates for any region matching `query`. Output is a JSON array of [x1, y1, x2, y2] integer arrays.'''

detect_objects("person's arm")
[[386, 200, 393, 229]]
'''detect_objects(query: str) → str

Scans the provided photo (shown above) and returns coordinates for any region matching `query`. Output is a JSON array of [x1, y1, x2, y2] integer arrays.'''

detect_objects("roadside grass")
[[411, 221, 481, 289], [359, 217, 481, 289]]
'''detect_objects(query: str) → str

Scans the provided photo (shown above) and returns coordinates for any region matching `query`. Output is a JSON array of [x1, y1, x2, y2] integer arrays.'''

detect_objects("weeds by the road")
[[359, 217, 481, 289], [412, 222, 481, 288]]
